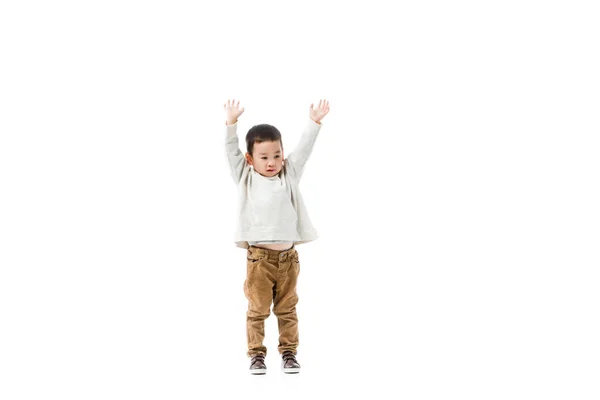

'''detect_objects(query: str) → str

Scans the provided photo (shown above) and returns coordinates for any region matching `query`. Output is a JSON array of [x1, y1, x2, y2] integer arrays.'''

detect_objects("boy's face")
[[246, 140, 284, 177]]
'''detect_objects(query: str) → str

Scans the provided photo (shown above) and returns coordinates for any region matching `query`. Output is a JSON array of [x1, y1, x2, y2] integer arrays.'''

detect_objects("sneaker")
[[249, 354, 266, 375], [281, 351, 301, 374]]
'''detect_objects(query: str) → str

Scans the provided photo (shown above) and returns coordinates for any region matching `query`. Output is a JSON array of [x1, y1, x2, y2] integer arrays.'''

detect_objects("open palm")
[[309, 99, 330, 123], [224, 99, 245, 123]]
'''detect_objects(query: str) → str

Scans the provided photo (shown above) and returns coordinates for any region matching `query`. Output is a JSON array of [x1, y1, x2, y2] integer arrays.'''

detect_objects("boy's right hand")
[[224, 99, 245, 125]]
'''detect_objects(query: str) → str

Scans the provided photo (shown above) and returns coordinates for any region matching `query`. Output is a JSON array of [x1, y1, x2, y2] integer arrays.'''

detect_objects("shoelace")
[[251, 355, 265, 367], [282, 353, 298, 364]]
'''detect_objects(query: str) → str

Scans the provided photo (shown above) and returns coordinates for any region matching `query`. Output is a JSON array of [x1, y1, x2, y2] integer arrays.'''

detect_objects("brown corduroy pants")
[[244, 244, 300, 358]]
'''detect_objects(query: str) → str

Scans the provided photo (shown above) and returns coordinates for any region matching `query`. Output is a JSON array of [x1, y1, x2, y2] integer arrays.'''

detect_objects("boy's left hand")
[[309, 99, 330, 124]]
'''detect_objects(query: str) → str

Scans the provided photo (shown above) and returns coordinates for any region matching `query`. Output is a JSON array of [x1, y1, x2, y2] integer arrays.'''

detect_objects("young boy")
[[223, 98, 330, 374]]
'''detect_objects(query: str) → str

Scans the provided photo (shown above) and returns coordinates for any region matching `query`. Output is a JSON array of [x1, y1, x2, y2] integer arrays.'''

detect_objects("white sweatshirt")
[[225, 118, 322, 249]]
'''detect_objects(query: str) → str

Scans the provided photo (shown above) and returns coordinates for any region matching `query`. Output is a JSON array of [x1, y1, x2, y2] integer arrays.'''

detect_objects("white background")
[[1, 0, 599, 399]]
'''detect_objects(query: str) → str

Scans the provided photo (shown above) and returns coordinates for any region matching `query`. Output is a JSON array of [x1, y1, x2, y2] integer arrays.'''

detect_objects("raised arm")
[[285, 99, 330, 181], [224, 99, 247, 184]]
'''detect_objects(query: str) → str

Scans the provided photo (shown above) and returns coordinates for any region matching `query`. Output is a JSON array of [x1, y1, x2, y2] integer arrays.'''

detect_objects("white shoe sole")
[[283, 367, 300, 374], [250, 369, 266, 375]]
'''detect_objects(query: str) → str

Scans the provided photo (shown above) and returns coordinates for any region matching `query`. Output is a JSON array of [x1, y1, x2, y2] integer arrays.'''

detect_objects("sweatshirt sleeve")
[[224, 121, 247, 184], [285, 118, 322, 181]]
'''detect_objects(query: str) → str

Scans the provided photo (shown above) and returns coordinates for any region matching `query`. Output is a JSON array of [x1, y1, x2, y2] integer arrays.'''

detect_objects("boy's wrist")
[[226, 119, 237, 125]]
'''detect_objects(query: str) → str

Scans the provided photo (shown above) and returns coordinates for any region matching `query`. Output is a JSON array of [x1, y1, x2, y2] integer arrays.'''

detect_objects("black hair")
[[245, 124, 283, 156]]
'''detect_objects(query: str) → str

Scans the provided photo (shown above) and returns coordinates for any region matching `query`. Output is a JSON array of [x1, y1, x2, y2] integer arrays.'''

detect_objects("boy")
[[223, 98, 330, 374]]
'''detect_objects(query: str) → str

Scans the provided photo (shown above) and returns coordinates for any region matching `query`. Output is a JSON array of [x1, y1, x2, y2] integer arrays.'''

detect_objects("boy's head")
[[245, 124, 284, 177]]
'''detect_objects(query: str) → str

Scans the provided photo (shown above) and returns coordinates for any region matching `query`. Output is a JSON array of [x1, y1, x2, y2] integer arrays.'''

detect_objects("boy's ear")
[[245, 152, 253, 165]]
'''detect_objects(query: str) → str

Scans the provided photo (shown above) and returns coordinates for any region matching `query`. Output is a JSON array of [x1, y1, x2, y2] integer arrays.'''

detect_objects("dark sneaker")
[[249, 354, 266, 375], [281, 351, 301, 374]]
